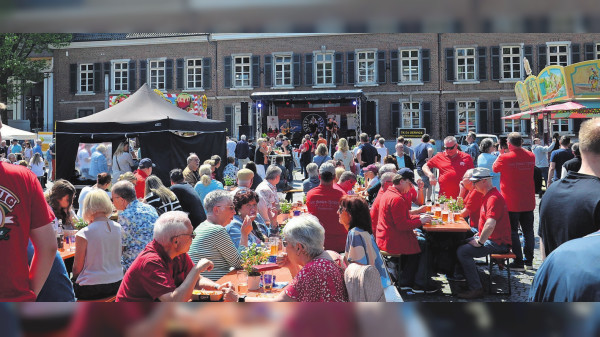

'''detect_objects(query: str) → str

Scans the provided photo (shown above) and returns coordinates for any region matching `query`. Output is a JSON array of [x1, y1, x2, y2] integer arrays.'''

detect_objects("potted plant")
[[73, 218, 88, 231], [279, 201, 293, 220], [223, 176, 236, 191], [240, 243, 270, 290]]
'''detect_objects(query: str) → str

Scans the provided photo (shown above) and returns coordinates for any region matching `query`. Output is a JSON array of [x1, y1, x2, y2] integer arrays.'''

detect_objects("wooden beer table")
[[217, 267, 293, 298], [60, 249, 75, 260], [422, 218, 472, 232]]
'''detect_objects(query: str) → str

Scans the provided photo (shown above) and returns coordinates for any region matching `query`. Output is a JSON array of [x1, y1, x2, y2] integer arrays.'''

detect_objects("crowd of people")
[[3, 113, 600, 303]]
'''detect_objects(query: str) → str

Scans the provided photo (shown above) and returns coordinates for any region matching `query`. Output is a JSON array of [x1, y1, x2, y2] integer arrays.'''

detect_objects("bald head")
[[579, 118, 600, 156]]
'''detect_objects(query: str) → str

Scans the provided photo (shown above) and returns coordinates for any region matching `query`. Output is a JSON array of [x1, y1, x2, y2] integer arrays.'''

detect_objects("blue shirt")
[[10, 144, 22, 154], [33, 145, 43, 157], [345, 227, 391, 289], [225, 214, 270, 249], [395, 154, 406, 168], [414, 142, 432, 169], [477, 153, 501, 190], [194, 179, 224, 204], [119, 200, 159, 271], [465, 143, 479, 166], [89, 151, 108, 177], [27, 241, 75, 302]]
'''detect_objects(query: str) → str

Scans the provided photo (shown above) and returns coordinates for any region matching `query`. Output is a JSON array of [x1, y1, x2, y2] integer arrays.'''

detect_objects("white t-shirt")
[[227, 140, 237, 158], [78, 149, 91, 169], [377, 147, 388, 164], [75, 219, 124, 286], [29, 160, 45, 177]]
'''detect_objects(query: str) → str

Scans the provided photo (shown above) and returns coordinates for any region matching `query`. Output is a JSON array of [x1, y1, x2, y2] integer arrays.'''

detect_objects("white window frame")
[[355, 49, 377, 85], [551, 118, 573, 134], [272, 53, 293, 88], [501, 100, 525, 134], [455, 47, 477, 82], [233, 103, 254, 139], [111, 59, 130, 93], [232, 54, 252, 89], [595, 42, 600, 60], [313, 51, 335, 87], [457, 100, 477, 134], [78, 63, 94, 94], [148, 58, 166, 91], [77, 107, 95, 118], [401, 101, 421, 128], [185, 58, 203, 90], [500, 44, 523, 81], [398, 48, 422, 83], [546, 41, 571, 66]]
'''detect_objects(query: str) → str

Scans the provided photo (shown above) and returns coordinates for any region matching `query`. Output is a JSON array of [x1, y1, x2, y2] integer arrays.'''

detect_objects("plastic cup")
[[263, 273, 274, 292]]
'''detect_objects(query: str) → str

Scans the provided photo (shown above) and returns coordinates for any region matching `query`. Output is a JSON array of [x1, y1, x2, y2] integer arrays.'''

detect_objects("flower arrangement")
[[280, 201, 293, 214], [356, 175, 365, 187], [73, 218, 88, 230], [448, 197, 464, 212], [437, 194, 449, 204], [223, 176, 236, 187], [240, 243, 270, 276]]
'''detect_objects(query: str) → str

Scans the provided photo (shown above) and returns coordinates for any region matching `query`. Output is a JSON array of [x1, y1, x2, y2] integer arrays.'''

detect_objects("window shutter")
[[225, 106, 233, 137], [264, 55, 272, 87], [70, 64, 77, 94], [347, 51, 355, 84], [537, 45, 547, 73], [128, 61, 136, 91], [421, 49, 431, 82], [203, 58, 211, 90], [335, 52, 343, 85], [93, 63, 101, 93], [139, 60, 147, 88], [523, 45, 533, 77], [490, 46, 500, 81], [422, 102, 432, 133], [525, 120, 531, 135], [165, 59, 173, 90], [252, 55, 260, 88], [304, 53, 313, 86], [224, 56, 231, 89], [293, 54, 301, 87], [478, 101, 489, 133], [103, 62, 110, 91], [445, 48, 455, 82], [377, 51, 386, 83], [584, 43, 596, 61], [478, 47, 487, 81], [571, 44, 581, 64], [492, 101, 502, 134], [206, 106, 213, 120], [391, 102, 400, 136], [390, 50, 399, 83], [446, 101, 457, 135], [176, 58, 184, 90]]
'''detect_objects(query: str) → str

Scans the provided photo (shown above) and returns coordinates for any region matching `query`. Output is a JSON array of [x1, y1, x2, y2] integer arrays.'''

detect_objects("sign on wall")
[[397, 128, 425, 139]]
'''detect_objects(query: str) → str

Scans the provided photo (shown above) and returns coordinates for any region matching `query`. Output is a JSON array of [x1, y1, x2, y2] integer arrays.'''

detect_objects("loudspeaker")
[[240, 102, 249, 125], [239, 125, 252, 139], [361, 101, 376, 136]]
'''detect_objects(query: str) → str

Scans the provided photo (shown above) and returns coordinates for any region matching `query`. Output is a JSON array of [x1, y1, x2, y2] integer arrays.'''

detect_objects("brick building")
[[52, 33, 600, 141]]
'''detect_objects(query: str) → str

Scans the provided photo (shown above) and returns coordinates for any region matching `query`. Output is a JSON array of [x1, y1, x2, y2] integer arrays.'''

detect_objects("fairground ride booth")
[[55, 83, 226, 189], [250, 90, 369, 147], [506, 59, 600, 142]]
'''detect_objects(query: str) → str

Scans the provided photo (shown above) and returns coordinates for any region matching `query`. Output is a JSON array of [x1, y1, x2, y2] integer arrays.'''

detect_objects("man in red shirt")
[[134, 158, 155, 199], [376, 171, 436, 293], [0, 116, 57, 301], [455, 168, 512, 299], [370, 172, 396, 234], [335, 171, 357, 195], [116, 211, 232, 302], [459, 169, 483, 231], [306, 162, 346, 252], [492, 132, 536, 270], [422, 136, 474, 199]]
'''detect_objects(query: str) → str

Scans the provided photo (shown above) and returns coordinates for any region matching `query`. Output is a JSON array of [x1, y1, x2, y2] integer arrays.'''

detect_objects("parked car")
[[455, 134, 499, 152]]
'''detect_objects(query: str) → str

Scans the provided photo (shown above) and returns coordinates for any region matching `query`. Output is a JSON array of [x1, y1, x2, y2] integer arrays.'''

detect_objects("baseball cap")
[[237, 168, 254, 181], [319, 162, 336, 175], [469, 167, 492, 181], [398, 167, 417, 186], [364, 164, 379, 175], [138, 158, 156, 169]]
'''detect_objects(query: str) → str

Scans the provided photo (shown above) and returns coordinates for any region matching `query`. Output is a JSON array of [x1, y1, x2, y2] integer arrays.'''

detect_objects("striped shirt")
[[188, 220, 243, 281], [144, 192, 182, 215]]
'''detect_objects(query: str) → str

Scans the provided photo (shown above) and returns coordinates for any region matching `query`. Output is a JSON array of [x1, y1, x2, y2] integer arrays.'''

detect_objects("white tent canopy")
[[1, 124, 36, 140]]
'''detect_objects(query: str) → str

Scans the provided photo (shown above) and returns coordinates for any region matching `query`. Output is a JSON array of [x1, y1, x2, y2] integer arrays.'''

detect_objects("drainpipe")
[[437, 33, 443, 140]]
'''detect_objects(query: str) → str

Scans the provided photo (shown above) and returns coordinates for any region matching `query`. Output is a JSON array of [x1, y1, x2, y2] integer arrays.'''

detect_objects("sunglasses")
[[171, 232, 196, 240], [444, 145, 457, 150]]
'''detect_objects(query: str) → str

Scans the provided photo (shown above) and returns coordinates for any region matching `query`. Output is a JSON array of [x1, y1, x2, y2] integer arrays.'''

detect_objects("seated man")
[[116, 211, 232, 302], [230, 168, 254, 195], [455, 168, 512, 299], [335, 171, 357, 195], [459, 169, 483, 233], [170, 169, 207, 229]]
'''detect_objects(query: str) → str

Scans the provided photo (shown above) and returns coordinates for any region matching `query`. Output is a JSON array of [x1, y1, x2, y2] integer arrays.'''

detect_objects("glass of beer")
[[237, 271, 248, 295], [263, 272, 274, 292], [441, 211, 449, 222], [425, 204, 432, 212], [434, 209, 442, 218], [454, 213, 461, 222]]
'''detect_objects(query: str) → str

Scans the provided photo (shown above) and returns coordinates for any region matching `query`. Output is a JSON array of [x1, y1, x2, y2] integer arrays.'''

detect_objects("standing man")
[[538, 118, 600, 258], [0, 116, 57, 301], [306, 162, 346, 253], [414, 134, 434, 202], [9, 139, 22, 154], [548, 136, 574, 186], [32, 139, 43, 157], [325, 117, 338, 153], [226, 136, 237, 162], [464, 131, 479, 166], [355, 133, 378, 168], [422, 136, 474, 199], [134, 158, 155, 199], [455, 168, 512, 299], [235, 135, 250, 169], [182, 153, 201, 187], [532, 137, 556, 190], [256, 165, 282, 232], [492, 132, 536, 269], [169, 169, 207, 229]]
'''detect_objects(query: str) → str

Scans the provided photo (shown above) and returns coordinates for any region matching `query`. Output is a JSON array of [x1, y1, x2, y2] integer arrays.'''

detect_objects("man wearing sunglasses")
[[422, 136, 474, 199]]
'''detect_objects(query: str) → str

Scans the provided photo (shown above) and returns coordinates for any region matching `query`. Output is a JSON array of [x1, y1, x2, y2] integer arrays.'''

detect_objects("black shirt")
[[170, 183, 207, 228], [234, 141, 250, 159], [562, 157, 582, 174], [251, 173, 263, 190], [538, 171, 600, 256], [255, 148, 266, 165], [359, 143, 378, 167]]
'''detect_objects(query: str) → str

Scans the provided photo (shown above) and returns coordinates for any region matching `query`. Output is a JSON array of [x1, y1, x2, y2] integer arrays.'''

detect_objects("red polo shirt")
[[116, 240, 194, 302], [479, 188, 512, 246], [306, 183, 346, 252], [492, 147, 536, 212], [427, 151, 474, 199], [464, 189, 484, 229], [376, 187, 422, 255], [134, 169, 149, 199]]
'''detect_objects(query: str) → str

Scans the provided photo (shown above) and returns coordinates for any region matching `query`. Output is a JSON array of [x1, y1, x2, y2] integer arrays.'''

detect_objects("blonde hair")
[[82, 189, 113, 223], [316, 143, 328, 156], [113, 141, 129, 157], [337, 138, 349, 152], [119, 172, 137, 185], [335, 167, 345, 181], [31, 152, 43, 165], [96, 144, 107, 154], [199, 164, 213, 186], [144, 175, 177, 203]]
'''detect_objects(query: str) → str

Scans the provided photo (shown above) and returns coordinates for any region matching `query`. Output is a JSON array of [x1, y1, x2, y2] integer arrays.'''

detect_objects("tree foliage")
[[0, 33, 72, 103]]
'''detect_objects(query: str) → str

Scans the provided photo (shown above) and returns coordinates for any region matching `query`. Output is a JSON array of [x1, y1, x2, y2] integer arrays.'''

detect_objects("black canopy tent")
[[55, 83, 226, 185]]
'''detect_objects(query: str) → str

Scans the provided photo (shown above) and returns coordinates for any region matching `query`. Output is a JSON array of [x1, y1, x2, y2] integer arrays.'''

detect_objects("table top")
[[422, 218, 472, 232], [268, 153, 291, 157], [60, 249, 75, 260], [217, 267, 293, 298]]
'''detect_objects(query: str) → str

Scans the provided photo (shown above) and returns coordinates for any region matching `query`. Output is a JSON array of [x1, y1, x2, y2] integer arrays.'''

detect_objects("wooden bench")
[[380, 251, 402, 288], [488, 252, 517, 295], [77, 295, 116, 302]]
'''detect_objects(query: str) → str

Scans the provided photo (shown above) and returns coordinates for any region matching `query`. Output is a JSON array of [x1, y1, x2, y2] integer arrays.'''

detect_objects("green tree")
[[0, 33, 72, 104]]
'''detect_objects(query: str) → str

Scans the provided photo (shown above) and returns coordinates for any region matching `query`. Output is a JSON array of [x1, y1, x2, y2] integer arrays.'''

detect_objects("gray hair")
[[380, 172, 396, 184], [153, 211, 192, 246], [378, 163, 397, 178], [241, 134, 246, 141], [444, 136, 457, 144], [187, 153, 199, 164], [282, 214, 324, 259], [203, 189, 233, 215], [479, 138, 495, 154], [339, 171, 356, 183], [306, 163, 319, 178], [111, 180, 137, 202], [265, 165, 282, 181]]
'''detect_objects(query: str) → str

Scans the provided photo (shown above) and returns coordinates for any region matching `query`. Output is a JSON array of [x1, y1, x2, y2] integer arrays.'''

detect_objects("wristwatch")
[[477, 239, 484, 247]]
